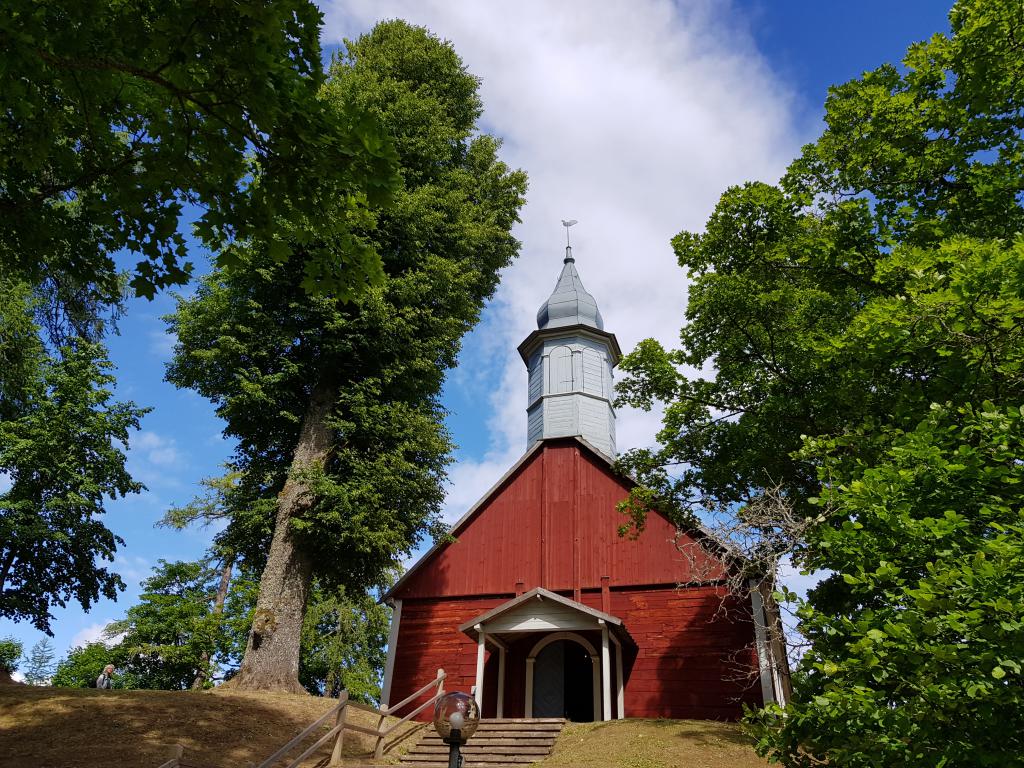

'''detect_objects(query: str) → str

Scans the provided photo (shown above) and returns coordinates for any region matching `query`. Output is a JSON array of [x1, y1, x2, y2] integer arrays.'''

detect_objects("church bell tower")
[[517, 235, 621, 458]]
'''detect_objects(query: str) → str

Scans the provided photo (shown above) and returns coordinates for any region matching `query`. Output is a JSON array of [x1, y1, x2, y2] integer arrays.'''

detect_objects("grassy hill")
[[542, 719, 767, 768], [0, 682, 767, 768], [0, 682, 421, 767]]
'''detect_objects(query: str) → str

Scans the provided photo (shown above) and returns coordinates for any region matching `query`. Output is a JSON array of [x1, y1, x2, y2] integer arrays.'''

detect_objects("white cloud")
[[126, 430, 186, 492], [132, 431, 182, 468], [114, 554, 152, 586], [776, 555, 828, 601], [69, 622, 114, 649], [324, 1, 801, 516], [0, 470, 11, 495], [148, 327, 177, 359]]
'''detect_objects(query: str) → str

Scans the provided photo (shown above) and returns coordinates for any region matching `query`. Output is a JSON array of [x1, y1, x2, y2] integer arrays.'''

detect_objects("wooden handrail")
[[380, 668, 446, 715], [252, 669, 446, 768], [254, 690, 348, 768], [155, 744, 183, 768], [374, 668, 446, 759]]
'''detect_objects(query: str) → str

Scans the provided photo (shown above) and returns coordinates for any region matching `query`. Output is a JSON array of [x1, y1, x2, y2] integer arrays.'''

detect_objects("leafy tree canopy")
[[105, 559, 227, 690], [617, 1, 1024, 764], [0, 281, 146, 634], [617, 0, 1024, 522], [750, 403, 1024, 765], [22, 638, 56, 685], [299, 582, 391, 702], [1, 0, 399, 304], [165, 20, 526, 690], [52, 641, 123, 688], [55, 558, 390, 698], [0, 636, 22, 674]]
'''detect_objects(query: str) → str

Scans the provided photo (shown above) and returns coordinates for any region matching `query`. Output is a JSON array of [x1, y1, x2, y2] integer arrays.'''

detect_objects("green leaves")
[[103, 559, 229, 690], [0, 0, 401, 305], [617, 1, 1024, 765], [774, 405, 1024, 766], [0, 281, 147, 633], [164, 21, 525, 601]]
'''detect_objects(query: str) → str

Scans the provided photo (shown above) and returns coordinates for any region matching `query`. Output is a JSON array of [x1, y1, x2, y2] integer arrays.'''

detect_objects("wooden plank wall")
[[387, 439, 759, 721], [388, 586, 762, 722], [393, 441, 725, 601]]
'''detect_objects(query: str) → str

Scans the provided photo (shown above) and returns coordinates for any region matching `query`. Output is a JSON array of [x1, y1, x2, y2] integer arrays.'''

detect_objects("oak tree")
[[0, 281, 146, 634], [166, 20, 527, 691], [618, 1, 1024, 763], [1, 0, 398, 305]]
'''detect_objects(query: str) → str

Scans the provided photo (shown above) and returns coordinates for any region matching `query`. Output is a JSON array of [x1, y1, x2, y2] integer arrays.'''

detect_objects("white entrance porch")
[[459, 587, 632, 721]]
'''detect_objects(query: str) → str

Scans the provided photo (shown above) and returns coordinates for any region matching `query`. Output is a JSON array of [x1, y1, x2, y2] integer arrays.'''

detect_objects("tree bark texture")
[[192, 558, 233, 690], [227, 383, 335, 693]]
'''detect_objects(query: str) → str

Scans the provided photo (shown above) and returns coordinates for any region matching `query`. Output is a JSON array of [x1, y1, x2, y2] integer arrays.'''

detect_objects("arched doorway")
[[526, 632, 600, 721]]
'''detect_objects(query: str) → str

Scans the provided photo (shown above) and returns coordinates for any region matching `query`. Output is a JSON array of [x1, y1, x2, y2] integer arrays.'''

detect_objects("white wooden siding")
[[486, 600, 601, 633]]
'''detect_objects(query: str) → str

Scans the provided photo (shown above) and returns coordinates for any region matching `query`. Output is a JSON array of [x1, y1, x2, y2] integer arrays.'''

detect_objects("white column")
[[525, 658, 535, 718], [497, 646, 506, 718], [749, 579, 776, 705], [475, 624, 487, 712], [380, 599, 402, 709], [611, 634, 624, 719], [600, 621, 611, 721]]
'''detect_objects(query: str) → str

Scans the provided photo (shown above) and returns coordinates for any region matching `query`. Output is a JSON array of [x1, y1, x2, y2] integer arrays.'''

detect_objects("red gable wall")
[[392, 439, 727, 601]]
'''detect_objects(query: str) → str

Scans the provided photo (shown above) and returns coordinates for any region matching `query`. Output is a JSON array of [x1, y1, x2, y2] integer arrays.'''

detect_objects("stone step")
[[416, 737, 557, 748], [401, 754, 544, 764], [417, 737, 557, 741], [400, 716, 564, 768], [412, 745, 553, 755]]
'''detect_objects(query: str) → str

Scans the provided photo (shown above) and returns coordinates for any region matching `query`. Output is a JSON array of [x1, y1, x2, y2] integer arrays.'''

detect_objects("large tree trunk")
[[192, 558, 233, 690], [226, 382, 335, 693]]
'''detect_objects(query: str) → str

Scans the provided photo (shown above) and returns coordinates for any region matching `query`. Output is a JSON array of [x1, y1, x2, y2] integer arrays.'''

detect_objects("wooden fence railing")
[[249, 668, 446, 768], [371, 667, 446, 759], [155, 744, 184, 768]]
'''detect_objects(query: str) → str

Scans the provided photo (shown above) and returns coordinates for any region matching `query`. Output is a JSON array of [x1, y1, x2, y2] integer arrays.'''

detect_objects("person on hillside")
[[96, 664, 115, 689]]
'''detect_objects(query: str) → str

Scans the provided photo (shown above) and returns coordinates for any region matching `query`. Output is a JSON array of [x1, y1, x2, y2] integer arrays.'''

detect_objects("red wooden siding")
[[392, 440, 725, 601], [389, 596, 502, 719], [595, 586, 762, 719], [387, 438, 760, 722], [388, 586, 762, 722]]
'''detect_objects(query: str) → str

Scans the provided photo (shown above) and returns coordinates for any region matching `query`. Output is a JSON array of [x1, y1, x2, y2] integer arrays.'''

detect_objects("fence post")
[[154, 744, 184, 768], [329, 689, 349, 766], [373, 711, 388, 760]]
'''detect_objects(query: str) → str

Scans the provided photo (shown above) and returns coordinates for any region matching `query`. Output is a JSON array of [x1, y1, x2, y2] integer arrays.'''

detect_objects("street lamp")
[[432, 691, 480, 768]]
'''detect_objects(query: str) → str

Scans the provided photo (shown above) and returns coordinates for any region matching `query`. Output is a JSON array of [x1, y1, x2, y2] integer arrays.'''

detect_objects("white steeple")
[[518, 237, 621, 458]]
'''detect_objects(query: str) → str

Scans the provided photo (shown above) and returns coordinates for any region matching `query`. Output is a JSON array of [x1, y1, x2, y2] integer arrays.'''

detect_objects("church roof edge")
[[382, 438, 747, 604], [517, 324, 622, 365]]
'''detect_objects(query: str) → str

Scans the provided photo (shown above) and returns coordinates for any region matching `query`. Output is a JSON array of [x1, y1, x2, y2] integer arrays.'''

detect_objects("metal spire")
[[561, 219, 577, 262]]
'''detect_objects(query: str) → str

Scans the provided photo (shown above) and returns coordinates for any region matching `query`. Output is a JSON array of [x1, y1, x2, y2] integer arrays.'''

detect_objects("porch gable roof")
[[459, 587, 634, 646]]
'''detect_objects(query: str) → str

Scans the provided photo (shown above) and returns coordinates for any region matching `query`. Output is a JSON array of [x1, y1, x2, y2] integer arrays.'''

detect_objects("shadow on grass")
[[0, 684, 400, 768], [649, 718, 755, 748]]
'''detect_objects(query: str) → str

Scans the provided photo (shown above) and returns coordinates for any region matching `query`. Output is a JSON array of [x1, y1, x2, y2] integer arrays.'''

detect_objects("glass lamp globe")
[[432, 691, 480, 743]]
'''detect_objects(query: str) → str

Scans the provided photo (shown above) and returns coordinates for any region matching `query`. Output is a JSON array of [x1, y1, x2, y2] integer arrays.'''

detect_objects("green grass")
[[539, 718, 767, 768]]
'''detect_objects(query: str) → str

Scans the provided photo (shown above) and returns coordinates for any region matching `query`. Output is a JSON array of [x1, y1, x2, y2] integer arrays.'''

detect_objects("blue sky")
[[2, 0, 953, 664]]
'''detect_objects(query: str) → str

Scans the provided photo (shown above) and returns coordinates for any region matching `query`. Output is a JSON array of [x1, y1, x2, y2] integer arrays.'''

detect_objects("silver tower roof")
[[535, 247, 604, 330]]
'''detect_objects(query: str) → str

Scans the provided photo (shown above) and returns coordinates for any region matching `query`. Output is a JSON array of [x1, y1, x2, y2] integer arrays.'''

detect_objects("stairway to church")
[[398, 718, 565, 767]]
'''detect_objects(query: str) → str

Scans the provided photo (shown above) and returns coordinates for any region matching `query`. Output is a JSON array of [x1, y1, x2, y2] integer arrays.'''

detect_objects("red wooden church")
[[381, 246, 788, 721]]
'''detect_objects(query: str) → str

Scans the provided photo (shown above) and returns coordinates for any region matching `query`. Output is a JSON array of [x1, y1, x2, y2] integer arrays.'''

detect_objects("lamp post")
[[432, 691, 480, 768]]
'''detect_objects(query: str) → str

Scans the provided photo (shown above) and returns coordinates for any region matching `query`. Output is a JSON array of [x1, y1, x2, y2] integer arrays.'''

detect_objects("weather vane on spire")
[[561, 219, 577, 246], [561, 219, 577, 263]]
